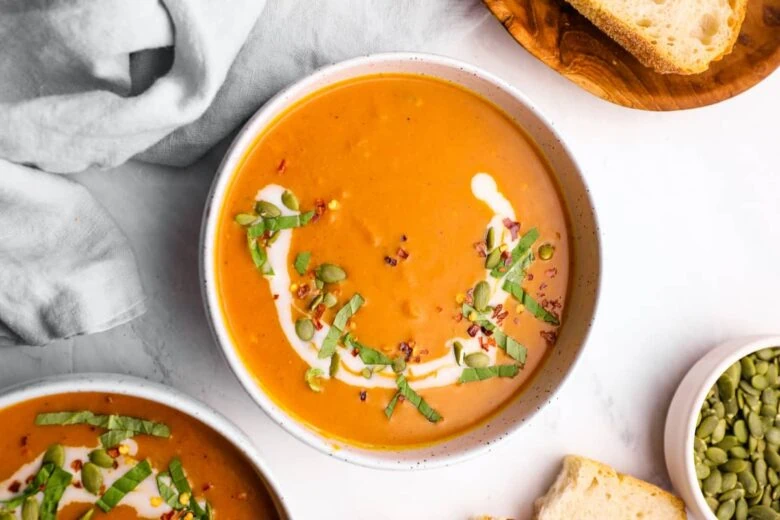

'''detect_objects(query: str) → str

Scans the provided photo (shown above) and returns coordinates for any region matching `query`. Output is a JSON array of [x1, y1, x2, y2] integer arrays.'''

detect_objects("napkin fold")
[[0, 0, 485, 346]]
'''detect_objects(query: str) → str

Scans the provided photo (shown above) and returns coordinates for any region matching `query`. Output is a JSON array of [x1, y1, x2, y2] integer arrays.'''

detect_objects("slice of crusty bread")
[[534, 455, 687, 519], [563, 0, 748, 74]]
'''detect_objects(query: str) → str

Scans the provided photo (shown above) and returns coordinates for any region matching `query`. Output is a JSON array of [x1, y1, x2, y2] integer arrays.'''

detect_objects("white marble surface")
[[1, 11, 779, 520]]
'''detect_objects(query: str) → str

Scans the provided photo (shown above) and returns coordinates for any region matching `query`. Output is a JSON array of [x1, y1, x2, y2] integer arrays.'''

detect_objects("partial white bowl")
[[665, 335, 780, 519], [200, 52, 601, 469], [0, 374, 293, 519]]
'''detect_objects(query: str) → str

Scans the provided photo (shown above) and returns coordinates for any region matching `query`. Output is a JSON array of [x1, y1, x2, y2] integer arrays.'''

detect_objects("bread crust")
[[563, 0, 749, 74]]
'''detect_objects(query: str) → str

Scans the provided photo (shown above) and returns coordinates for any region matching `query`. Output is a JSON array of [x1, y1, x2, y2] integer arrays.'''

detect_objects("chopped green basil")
[[384, 392, 401, 419], [155, 471, 182, 510], [167, 459, 209, 518], [294, 251, 311, 275], [36, 412, 170, 444], [318, 294, 365, 359], [99, 430, 135, 448], [502, 280, 560, 325], [97, 460, 152, 513], [317, 327, 342, 360], [392, 357, 406, 374], [490, 228, 539, 278], [458, 364, 520, 383], [329, 353, 340, 377], [246, 232, 272, 274], [392, 375, 442, 423], [1, 463, 55, 509], [343, 334, 393, 365], [460, 304, 528, 364], [40, 467, 72, 520]]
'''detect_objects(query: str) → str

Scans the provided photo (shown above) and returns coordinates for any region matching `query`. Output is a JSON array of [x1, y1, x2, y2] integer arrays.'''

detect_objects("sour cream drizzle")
[[258, 172, 519, 390], [0, 440, 171, 518]]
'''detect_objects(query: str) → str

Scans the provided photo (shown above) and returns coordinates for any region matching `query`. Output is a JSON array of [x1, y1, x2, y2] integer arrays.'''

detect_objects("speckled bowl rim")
[[667, 335, 780, 519], [0, 374, 293, 519], [200, 52, 602, 470]]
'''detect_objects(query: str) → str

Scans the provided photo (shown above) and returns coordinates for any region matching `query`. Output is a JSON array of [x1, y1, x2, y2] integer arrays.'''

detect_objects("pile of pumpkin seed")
[[695, 347, 780, 520]]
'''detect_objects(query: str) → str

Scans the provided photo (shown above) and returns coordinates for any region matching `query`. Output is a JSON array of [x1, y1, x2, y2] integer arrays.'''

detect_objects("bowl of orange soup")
[[202, 53, 600, 468], [0, 374, 291, 519]]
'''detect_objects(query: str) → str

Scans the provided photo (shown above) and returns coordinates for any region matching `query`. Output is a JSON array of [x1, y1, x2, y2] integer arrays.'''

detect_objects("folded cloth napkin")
[[0, 0, 486, 346]]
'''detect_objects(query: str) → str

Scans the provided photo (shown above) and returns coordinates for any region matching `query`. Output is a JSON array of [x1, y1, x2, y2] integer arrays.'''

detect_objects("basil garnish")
[[386, 375, 442, 423], [97, 460, 153, 512], [490, 227, 538, 278], [99, 429, 136, 448], [156, 471, 182, 510], [36, 412, 170, 438], [294, 251, 311, 275], [1, 463, 55, 509], [460, 303, 527, 363], [502, 280, 560, 325], [318, 294, 365, 359], [343, 334, 393, 365], [458, 364, 520, 383], [168, 458, 209, 518], [40, 467, 72, 520]]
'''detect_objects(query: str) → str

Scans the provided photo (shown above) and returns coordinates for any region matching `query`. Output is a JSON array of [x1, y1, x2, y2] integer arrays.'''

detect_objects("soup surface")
[[216, 74, 570, 448], [0, 392, 278, 519]]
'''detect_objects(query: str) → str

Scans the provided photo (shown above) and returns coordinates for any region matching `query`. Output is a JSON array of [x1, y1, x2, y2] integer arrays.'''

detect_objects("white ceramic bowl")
[[0, 374, 293, 519], [200, 52, 601, 469], [665, 335, 780, 519]]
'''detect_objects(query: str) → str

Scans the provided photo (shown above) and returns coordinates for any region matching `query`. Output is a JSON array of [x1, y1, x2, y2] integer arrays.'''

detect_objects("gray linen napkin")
[[0, 0, 486, 346]]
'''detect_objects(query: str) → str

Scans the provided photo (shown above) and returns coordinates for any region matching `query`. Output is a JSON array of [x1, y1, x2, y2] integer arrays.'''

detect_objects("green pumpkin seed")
[[315, 263, 346, 283], [22, 496, 39, 520], [758, 459, 770, 487], [765, 485, 774, 505], [281, 190, 299, 211], [735, 420, 749, 442], [743, 357, 758, 378], [0, 513, 13, 520], [485, 227, 496, 250], [89, 449, 114, 469], [723, 459, 751, 473], [768, 364, 779, 387], [538, 243, 555, 260], [773, 484, 780, 501], [731, 446, 750, 459], [234, 213, 257, 226], [723, 472, 738, 492], [721, 487, 746, 501], [755, 375, 771, 391], [740, 470, 759, 495], [714, 401, 726, 418], [255, 200, 281, 217], [473, 281, 490, 312], [81, 462, 102, 495], [697, 415, 720, 438], [706, 496, 720, 512], [768, 428, 780, 446], [736, 497, 749, 520], [767, 449, 780, 471], [329, 353, 340, 377], [42, 443, 65, 468], [323, 293, 338, 308], [712, 419, 727, 443], [727, 361, 743, 383], [707, 447, 729, 465], [764, 404, 779, 417], [704, 470, 723, 495], [765, 389, 779, 406], [726, 397, 739, 417], [742, 380, 762, 396], [295, 318, 315, 341], [361, 367, 373, 379], [308, 293, 325, 311], [304, 368, 324, 392], [752, 436, 760, 454], [717, 499, 736, 520], [759, 349, 778, 361], [453, 342, 464, 365], [758, 361, 771, 376], [748, 504, 780, 520], [484, 248, 501, 269], [769, 468, 779, 486], [719, 436, 741, 450], [464, 352, 490, 368], [751, 413, 767, 438]]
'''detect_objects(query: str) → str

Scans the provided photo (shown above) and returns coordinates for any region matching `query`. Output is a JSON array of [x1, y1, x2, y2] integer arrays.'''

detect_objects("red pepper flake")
[[20, 435, 28, 447], [313, 319, 323, 331], [502, 218, 521, 240], [295, 284, 311, 299], [399, 342, 413, 361], [73, 481, 83, 489], [527, 273, 534, 281], [465, 288, 474, 304], [397, 247, 409, 260], [479, 336, 489, 351], [419, 349, 429, 356], [435, 306, 443, 313], [113, 461, 119, 470], [540, 330, 558, 346], [539, 282, 548, 291], [273, 294, 279, 300], [25, 475, 34, 485], [467, 324, 479, 337], [496, 310, 509, 324], [453, 313, 463, 322], [413, 356, 421, 363], [545, 267, 558, 278], [359, 390, 367, 402], [398, 395, 406, 402], [473, 241, 487, 258], [161, 512, 176, 520], [351, 348, 359, 357], [71, 460, 83, 472], [384, 256, 398, 266], [501, 251, 512, 265], [276, 158, 287, 174], [312, 199, 327, 222], [492, 304, 503, 319], [312, 304, 326, 320], [481, 326, 494, 336], [202, 482, 214, 492], [107, 447, 120, 458], [400, 234, 408, 242], [8, 481, 21, 493]]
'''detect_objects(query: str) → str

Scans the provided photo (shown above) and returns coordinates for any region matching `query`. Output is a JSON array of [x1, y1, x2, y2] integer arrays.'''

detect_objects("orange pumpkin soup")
[[216, 74, 569, 448], [0, 393, 278, 519]]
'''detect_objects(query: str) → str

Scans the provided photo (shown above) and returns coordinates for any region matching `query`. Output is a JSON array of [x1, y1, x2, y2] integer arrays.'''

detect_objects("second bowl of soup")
[[202, 53, 600, 468]]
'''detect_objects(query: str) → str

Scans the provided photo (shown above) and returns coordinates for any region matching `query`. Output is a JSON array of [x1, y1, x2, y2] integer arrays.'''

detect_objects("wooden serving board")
[[483, 0, 780, 110]]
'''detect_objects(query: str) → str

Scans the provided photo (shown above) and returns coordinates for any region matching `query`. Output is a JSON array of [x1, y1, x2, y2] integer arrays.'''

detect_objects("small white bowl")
[[0, 374, 293, 519], [200, 52, 601, 469], [665, 335, 780, 518]]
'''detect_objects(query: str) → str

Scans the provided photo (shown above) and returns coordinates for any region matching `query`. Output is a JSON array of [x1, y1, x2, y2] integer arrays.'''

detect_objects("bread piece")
[[534, 455, 687, 519], [563, 0, 748, 74]]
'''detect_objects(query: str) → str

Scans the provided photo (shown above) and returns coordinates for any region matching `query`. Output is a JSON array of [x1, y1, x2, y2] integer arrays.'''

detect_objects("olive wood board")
[[483, 0, 780, 111]]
